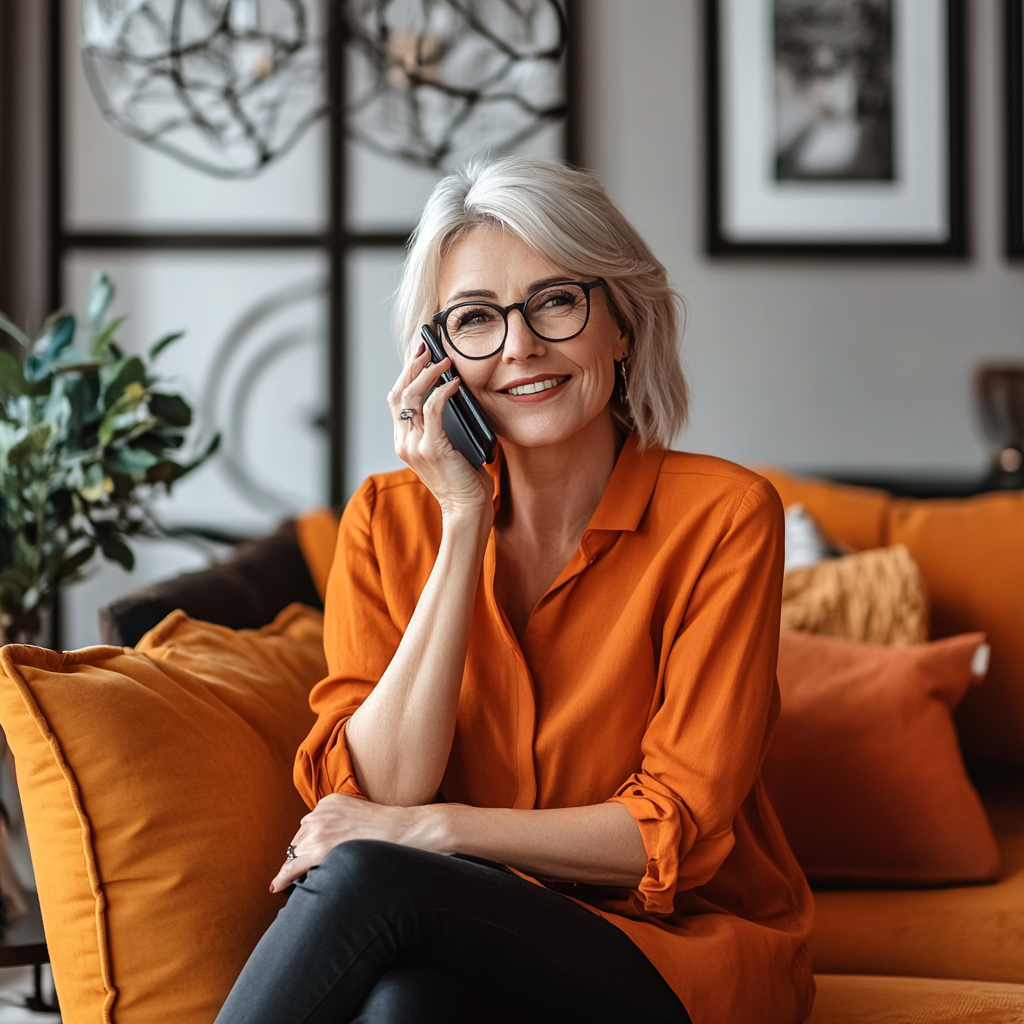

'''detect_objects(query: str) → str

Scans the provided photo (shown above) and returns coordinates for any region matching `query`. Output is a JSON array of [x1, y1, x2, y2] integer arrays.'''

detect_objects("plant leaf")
[[0, 350, 29, 396], [0, 313, 30, 349], [88, 273, 115, 331], [97, 532, 134, 571], [90, 314, 127, 357], [57, 542, 97, 581], [102, 357, 146, 410], [148, 392, 192, 427], [104, 446, 160, 474], [6, 424, 54, 467], [148, 330, 185, 361]]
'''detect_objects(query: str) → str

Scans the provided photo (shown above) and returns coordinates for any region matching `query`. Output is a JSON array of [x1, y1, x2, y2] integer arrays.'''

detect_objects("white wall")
[[579, 0, 1024, 472]]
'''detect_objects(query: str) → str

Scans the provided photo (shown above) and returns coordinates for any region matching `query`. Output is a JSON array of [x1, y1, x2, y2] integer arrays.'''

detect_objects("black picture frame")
[[706, 0, 967, 258], [1008, 0, 1024, 257]]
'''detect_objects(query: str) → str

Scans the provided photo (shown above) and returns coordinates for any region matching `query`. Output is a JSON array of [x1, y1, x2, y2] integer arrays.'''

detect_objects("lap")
[[217, 840, 689, 1024]]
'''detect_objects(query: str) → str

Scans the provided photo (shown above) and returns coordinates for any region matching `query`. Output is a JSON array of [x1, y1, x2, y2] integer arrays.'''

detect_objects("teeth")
[[507, 377, 564, 396]]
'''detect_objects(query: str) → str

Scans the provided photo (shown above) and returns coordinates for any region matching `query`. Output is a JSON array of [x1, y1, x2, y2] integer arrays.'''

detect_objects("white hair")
[[393, 155, 689, 449]]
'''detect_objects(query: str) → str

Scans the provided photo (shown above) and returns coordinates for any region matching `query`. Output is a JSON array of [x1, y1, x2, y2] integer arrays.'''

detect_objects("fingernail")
[[416, 342, 426, 356], [269, 884, 275, 893]]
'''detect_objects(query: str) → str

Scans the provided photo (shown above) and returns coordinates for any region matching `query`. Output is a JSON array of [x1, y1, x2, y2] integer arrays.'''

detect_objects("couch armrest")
[[99, 521, 323, 647]]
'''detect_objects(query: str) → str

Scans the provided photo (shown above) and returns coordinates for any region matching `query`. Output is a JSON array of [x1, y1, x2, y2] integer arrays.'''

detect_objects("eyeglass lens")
[[444, 282, 591, 358]]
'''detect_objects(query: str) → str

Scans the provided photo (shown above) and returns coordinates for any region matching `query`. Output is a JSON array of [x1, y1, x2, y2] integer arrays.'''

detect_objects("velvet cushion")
[[763, 631, 999, 885], [888, 493, 1024, 767], [0, 605, 324, 1023], [781, 545, 929, 645]]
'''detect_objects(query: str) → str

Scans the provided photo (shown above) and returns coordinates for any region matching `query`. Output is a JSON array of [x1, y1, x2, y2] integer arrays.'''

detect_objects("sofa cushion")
[[887, 492, 1024, 767], [757, 468, 892, 552], [806, 973, 1024, 1024], [295, 508, 341, 601], [0, 605, 324, 1023], [763, 631, 999, 885], [780, 545, 928, 645], [808, 779, 1024, 984]]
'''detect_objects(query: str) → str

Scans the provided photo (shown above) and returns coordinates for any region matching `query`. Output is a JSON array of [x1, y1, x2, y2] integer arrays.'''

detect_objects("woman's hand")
[[387, 343, 494, 523], [270, 794, 434, 893]]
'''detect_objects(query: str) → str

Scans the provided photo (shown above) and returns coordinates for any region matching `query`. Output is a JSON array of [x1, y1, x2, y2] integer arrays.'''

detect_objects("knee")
[[307, 840, 420, 901]]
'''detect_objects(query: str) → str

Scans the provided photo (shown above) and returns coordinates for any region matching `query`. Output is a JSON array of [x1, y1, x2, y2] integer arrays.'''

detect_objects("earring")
[[618, 358, 631, 404]]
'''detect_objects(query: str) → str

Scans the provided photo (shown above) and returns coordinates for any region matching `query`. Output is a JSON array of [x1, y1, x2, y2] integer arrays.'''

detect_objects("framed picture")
[[706, 0, 966, 257], [1008, 0, 1024, 257]]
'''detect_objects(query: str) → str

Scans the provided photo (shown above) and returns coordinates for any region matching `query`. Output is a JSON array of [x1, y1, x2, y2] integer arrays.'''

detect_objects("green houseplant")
[[0, 274, 218, 642]]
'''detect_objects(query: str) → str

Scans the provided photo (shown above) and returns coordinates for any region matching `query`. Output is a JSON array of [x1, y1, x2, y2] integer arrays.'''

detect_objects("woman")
[[216, 157, 814, 1024]]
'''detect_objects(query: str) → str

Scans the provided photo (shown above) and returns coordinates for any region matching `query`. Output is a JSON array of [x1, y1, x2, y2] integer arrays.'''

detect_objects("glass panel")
[[346, 121, 564, 232], [346, 248, 407, 495], [64, 0, 328, 232], [62, 249, 329, 646], [63, 250, 329, 530]]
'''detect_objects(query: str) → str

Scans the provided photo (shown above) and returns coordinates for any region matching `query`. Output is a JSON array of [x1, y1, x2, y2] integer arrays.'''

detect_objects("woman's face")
[[434, 225, 629, 449]]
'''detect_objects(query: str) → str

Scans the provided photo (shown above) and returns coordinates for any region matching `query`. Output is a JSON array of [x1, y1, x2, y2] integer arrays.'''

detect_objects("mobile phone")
[[420, 324, 497, 469]]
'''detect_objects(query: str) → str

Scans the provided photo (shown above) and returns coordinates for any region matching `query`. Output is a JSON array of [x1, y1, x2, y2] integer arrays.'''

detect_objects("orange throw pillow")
[[296, 508, 341, 601], [763, 630, 1000, 886], [888, 492, 1024, 767], [0, 604, 324, 1024]]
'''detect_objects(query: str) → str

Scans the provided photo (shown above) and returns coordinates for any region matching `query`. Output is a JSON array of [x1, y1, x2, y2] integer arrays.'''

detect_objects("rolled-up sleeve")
[[607, 479, 785, 916], [293, 477, 403, 807]]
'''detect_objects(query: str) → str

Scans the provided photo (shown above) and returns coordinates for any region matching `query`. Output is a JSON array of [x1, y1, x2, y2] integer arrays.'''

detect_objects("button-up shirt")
[[296, 433, 815, 1024]]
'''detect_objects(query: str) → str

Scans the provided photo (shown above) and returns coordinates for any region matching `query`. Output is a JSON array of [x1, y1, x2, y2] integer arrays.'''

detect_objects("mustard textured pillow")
[[0, 604, 324, 1024], [781, 544, 929, 646]]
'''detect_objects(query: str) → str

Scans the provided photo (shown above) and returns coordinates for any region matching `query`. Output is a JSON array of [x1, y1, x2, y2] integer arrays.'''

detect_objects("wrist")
[[440, 503, 493, 539], [408, 803, 458, 854]]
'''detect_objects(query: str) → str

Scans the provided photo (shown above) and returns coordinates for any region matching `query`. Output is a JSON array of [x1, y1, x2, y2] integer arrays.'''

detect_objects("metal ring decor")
[[399, 407, 416, 420], [286, 844, 298, 861]]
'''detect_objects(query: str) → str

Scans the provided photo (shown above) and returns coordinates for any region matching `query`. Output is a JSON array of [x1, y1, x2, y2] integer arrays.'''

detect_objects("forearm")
[[424, 801, 648, 888], [345, 511, 490, 806]]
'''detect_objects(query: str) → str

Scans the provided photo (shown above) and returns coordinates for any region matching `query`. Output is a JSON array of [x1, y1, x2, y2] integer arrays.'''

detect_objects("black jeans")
[[215, 840, 690, 1024]]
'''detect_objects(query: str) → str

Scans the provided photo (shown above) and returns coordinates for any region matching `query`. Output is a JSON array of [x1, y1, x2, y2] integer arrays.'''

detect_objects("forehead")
[[436, 225, 570, 301]]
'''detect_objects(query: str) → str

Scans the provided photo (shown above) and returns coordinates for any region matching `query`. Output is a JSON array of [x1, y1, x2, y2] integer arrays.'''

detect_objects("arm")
[[272, 794, 648, 893], [320, 343, 494, 808], [344, 509, 489, 806]]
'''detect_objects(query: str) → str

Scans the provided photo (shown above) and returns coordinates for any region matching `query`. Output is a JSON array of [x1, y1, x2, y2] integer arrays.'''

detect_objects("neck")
[[497, 410, 624, 548]]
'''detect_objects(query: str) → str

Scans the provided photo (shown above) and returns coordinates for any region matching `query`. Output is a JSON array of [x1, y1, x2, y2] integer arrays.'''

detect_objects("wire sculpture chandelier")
[[81, 0, 325, 178], [344, 0, 567, 168]]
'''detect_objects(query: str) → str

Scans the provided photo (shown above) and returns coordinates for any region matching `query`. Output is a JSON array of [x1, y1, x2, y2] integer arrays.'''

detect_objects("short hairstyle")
[[393, 155, 689, 450]]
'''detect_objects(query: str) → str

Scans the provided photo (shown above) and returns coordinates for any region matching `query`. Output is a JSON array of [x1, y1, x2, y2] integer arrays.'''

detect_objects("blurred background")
[[0, 0, 1022, 651]]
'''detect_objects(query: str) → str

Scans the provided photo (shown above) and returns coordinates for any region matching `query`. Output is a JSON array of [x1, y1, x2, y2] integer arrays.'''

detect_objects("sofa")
[[0, 478, 1020, 1023]]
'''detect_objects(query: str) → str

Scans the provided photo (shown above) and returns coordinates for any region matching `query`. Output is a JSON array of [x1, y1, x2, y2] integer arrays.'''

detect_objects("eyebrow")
[[444, 276, 574, 307]]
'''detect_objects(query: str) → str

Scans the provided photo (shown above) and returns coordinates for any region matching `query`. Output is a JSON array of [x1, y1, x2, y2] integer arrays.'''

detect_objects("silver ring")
[[399, 408, 415, 420], [286, 844, 297, 861]]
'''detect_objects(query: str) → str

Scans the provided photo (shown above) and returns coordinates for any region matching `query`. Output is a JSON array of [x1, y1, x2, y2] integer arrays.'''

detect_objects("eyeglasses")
[[432, 278, 606, 360]]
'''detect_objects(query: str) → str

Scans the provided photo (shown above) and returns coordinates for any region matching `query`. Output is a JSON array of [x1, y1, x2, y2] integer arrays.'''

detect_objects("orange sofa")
[[758, 470, 1024, 1024], [1, 483, 1021, 1023]]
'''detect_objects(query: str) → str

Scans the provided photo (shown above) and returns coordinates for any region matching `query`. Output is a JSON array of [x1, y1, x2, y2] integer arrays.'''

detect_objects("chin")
[[492, 405, 603, 450]]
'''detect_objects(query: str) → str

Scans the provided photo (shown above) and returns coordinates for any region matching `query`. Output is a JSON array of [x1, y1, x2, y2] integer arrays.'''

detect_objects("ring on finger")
[[286, 844, 297, 861], [399, 408, 416, 420]]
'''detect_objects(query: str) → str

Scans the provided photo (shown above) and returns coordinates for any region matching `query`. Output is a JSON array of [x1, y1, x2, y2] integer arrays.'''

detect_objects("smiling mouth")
[[502, 376, 570, 397]]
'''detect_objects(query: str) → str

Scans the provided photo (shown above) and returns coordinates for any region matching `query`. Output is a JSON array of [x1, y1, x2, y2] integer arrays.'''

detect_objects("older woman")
[[215, 157, 814, 1024]]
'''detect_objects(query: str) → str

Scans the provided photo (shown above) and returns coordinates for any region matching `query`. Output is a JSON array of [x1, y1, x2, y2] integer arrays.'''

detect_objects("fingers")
[[270, 851, 317, 894]]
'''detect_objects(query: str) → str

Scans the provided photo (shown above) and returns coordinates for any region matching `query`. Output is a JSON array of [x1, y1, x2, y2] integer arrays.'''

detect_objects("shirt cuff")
[[609, 773, 699, 917], [293, 716, 366, 807]]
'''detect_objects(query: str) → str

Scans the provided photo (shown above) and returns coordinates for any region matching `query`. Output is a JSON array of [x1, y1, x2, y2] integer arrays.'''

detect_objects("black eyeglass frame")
[[431, 278, 607, 360]]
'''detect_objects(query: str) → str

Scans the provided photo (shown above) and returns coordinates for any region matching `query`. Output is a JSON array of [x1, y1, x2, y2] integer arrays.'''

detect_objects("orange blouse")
[[295, 433, 815, 1024]]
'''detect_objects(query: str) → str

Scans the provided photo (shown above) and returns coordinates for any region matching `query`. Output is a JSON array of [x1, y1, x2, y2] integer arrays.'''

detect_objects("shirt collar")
[[586, 431, 666, 533], [486, 431, 665, 534]]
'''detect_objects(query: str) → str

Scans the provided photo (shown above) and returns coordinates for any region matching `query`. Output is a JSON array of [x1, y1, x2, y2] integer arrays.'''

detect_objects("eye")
[[451, 305, 500, 331]]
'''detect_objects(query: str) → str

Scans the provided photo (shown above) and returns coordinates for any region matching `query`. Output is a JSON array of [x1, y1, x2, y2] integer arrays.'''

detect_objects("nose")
[[502, 308, 546, 362]]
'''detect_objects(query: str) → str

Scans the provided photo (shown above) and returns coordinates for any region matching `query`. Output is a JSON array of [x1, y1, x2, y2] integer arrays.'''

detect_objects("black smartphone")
[[420, 324, 497, 469]]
